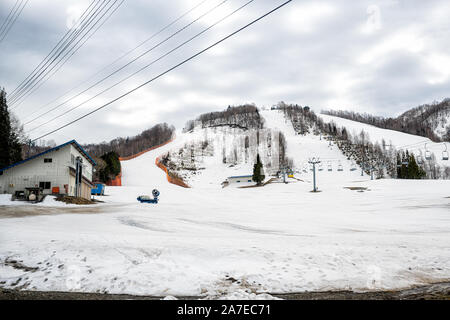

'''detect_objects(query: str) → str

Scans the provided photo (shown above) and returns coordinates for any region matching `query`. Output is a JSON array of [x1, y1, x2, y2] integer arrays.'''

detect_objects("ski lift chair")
[[337, 162, 343, 171], [443, 144, 449, 161], [417, 152, 424, 164], [350, 162, 357, 171], [318, 163, 323, 171], [327, 161, 332, 171], [424, 143, 432, 160]]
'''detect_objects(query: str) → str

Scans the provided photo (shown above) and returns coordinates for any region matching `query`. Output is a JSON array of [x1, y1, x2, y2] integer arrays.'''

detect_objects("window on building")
[[44, 158, 52, 163], [39, 182, 51, 189], [248, 180, 252, 182], [71, 154, 75, 165]]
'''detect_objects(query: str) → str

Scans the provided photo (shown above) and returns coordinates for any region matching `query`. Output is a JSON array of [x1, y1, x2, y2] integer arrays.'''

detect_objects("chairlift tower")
[[280, 166, 287, 184], [308, 157, 321, 192]]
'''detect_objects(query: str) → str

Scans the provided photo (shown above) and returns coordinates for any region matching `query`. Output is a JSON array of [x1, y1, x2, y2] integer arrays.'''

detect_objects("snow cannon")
[[137, 189, 160, 204]]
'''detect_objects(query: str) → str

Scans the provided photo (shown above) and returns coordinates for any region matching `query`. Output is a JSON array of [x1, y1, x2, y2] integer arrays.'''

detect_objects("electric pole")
[[308, 157, 321, 192], [75, 157, 83, 198]]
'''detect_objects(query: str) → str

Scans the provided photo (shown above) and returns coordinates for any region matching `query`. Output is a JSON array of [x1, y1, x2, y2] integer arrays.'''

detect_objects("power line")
[[11, 0, 125, 109], [20, 0, 211, 123], [0, 0, 21, 41], [0, 0, 28, 44], [0, 0, 20, 38], [10, 0, 111, 104], [23, 0, 228, 126], [9, 0, 120, 104], [27, 0, 253, 133], [8, 0, 99, 99], [30, 0, 293, 142], [10, 0, 121, 106]]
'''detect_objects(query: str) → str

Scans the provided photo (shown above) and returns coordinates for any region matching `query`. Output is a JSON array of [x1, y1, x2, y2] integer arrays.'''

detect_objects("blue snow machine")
[[137, 189, 160, 204]]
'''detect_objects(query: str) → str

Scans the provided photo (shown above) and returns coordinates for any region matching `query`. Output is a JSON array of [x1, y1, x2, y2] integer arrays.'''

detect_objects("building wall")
[[68, 174, 76, 196], [81, 181, 91, 199], [0, 144, 94, 200], [69, 145, 93, 181], [228, 176, 254, 184]]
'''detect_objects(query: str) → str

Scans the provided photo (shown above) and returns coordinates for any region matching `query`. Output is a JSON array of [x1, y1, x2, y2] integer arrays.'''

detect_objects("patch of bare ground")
[[239, 178, 278, 188], [1, 282, 449, 300], [0, 204, 127, 219], [55, 196, 95, 205], [344, 187, 369, 191], [3, 258, 38, 272]]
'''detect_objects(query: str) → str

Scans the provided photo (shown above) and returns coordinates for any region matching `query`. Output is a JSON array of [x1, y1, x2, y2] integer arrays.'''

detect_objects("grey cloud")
[[0, 0, 449, 144]]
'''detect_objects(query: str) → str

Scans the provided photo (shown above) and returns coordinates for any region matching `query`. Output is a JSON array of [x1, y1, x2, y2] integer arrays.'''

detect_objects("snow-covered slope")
[[261, 110, 367, 183], [1, 109, 450, 299], [319, 114, 449, 168], [122, 109, 448, 190], [397, 100, 450, 141]]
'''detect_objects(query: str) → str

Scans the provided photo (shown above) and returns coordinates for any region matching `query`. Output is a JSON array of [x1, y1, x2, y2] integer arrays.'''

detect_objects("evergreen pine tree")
[[252, 154, 265, 185], [407, 153, 426, 179], [400, 151, 409, 178], [98, 151, 121, 183], [0, 88, 22, 169], [396, 150, 426, 179], [396, 152, 402, 178]]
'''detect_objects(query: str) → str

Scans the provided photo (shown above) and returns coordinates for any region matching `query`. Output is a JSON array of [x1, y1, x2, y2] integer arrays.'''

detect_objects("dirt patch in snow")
[[0, 204, 124, 219], [344, 187, 369, 191], [3, 258, 39, 272], [54, 196, 95, 205]]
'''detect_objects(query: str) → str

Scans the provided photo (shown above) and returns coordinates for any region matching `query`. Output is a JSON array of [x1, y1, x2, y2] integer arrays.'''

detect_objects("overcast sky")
[[0, 0, 449, 144]]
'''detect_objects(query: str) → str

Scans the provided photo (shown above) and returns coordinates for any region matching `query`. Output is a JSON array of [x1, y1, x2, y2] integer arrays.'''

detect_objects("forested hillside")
[[21, 122, 175, 183], [161, 105, 289, 184], [322, 98, 450, 142], [84, 122, 175, 182], [83, 123, 175, 158], [183, 104, 264, 132]]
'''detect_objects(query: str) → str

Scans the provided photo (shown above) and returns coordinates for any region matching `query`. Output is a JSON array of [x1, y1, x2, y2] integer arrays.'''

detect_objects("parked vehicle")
[[12, 187, 45, 203]]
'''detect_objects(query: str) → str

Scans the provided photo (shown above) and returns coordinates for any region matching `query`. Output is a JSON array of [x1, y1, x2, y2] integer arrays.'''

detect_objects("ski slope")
[[0, 111, 449, 299], [261, 109, 368, 183], [319, 114, 449, 167]]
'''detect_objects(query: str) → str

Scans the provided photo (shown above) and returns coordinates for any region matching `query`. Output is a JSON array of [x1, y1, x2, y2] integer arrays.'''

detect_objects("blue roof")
[[228, 175, 253, 179], [0, 139, 96, 173]]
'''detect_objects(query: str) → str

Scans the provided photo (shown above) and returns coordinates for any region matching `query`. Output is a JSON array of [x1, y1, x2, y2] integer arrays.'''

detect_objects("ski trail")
[[260, 109, 369, 185]]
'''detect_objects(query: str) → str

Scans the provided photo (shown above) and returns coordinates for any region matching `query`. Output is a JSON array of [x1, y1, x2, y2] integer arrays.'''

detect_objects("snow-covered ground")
[[1, 110, 449, 298]]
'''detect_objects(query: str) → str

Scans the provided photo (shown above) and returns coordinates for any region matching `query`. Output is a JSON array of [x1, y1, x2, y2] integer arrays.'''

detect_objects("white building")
[[226, 175, 254, 184], [0, 140, 96, 200]]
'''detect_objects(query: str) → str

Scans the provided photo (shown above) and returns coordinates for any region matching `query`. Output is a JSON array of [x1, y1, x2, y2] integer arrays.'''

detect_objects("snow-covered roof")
[[228, 175, 253, 179], [0, 139, 96, 173]]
